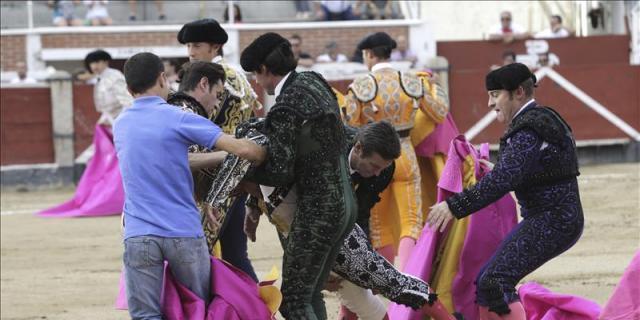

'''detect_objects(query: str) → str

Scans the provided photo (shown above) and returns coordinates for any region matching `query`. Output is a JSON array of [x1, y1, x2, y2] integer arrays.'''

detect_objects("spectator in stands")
[[317, 41, 349, 63], [223, 3, 242, 23], [83, 0, 112, 26], [488, 11, 529, 43], [502, 50, 516, 65], [289, 34, 315, 68], [535, 51, 559, 69], [390, 35, 417, 67], [490, 50, 516, 70], [356, 0, 403, 20], [316, 0, 356, 21], [128, 0, 165, 21], [10, 62, 37, 84], [163, 58, 182, 91], [535, 15, 571, 39], [294, 0, 312, 19], [84, 50, 132, 124], [48, 0, 82, 26]]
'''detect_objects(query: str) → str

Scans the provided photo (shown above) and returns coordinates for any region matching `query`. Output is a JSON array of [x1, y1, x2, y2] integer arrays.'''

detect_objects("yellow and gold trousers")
[[369, 137, 423, 249]]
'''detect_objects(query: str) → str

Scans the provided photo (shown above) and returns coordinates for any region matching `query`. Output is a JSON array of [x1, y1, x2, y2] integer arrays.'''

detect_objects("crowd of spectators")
[[311, 0, 403, 21], [5, 3, 577, 84], [487, 11, 571, 70], [46, 0, 167, 26]]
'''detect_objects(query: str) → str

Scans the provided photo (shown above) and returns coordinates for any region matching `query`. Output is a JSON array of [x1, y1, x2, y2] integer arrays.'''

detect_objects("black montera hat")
[[240, 32, 290, 72], [177, 19, 228, 44], [486, 62, 537, 91], [357, 32, 397, 51]]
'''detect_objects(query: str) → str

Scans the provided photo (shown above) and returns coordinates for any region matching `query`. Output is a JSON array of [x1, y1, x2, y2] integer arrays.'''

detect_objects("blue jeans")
[[219, 194, 259, 282], [124, 235, 211, 320]]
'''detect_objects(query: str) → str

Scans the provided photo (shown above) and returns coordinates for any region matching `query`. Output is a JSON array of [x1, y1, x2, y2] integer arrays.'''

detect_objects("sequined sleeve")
[[344, 90, 364, 126], [418, 76, 448, 124], [446, 129, 543, 218], [249, 108, 302, 186]]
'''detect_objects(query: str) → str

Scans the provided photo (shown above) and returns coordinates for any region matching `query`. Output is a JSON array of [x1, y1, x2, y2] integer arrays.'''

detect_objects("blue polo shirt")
[[113, 96, 223, 239]]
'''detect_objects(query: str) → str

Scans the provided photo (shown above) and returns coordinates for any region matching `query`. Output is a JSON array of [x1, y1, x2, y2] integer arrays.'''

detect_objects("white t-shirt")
[[535, 28, 570, 39], [316, 53, 349, 63], [321, 0, 352, 13]]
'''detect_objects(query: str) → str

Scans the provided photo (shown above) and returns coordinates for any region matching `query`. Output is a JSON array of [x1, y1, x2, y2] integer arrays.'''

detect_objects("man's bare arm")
[[188, 151, 228, 171], [215, 134, 267, 164]]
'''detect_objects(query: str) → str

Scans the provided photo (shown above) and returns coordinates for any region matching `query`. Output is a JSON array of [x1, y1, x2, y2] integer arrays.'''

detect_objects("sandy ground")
[[1, 163, 639, 320]]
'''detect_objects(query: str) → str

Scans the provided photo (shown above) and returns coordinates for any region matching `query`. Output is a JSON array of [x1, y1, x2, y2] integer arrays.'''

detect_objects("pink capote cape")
[[116, 256, 272, 320], [388, 135, 518, 320], [518, 282, 601, 320], [38, 124, 124, 217], [599, 250, 640, 320], [414, 113, 459, 158]]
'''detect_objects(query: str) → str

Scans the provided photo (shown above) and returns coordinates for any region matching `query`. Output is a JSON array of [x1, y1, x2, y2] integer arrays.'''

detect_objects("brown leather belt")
[[397, 129, 411, 138]]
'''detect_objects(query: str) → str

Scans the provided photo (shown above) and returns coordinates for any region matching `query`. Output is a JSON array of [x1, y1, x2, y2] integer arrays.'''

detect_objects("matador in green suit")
[[240, 32, 357, 319]]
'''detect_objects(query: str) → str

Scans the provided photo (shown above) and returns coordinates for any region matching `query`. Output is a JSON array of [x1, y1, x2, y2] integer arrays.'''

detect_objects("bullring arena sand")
[[1, 162, 638, 320]]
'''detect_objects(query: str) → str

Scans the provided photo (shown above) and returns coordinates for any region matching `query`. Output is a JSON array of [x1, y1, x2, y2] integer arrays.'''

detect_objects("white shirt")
[[348, 147, 356, 174], [316, 53, 349, 63], [94, 67, 133, 121], [274, 71, 293, 97], [513, 98, 536, 119], [371, 62, 394, 72], [535, 28, 570, 39]]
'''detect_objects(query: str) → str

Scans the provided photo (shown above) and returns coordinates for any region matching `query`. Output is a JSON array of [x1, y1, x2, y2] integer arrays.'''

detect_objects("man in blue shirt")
[[114, 52, 264, 319]]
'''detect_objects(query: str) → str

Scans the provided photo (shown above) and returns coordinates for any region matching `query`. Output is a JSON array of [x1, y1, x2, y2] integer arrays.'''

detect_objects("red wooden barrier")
[[1, 87, 54, 165], [438, 35, 631, 71], [72, 84, 100, 156], [448, 64, 640, 143]]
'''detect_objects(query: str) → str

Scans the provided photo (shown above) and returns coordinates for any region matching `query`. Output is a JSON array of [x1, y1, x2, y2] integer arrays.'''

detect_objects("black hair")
[[552, 15, 562, 24], [178, 61, 226, 92], [369, 46, 393, 60], [84, 49, 112, 72], [502, 50, 516, 60], [508, 78, 535, 99], [163, 58, 182, 71], [123, 52, 164, 95], [262, 42, 297, 76], [355, 121, 401, 160]]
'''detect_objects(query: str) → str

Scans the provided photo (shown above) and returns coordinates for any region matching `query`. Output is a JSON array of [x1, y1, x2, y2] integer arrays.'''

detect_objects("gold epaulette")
[[348, 74, 377, 103], [399, 71, 424, 99]]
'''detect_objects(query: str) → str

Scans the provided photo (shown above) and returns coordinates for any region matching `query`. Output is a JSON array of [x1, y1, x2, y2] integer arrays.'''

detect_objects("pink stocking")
[[479, 306, 501, 320], [397, 237, 416, 271], [338, 305, 358, 320], [421, 299, 455, 320], [376, 245, 396, 265], [501, 302, 526, 320], [479, 303, 526, 320]]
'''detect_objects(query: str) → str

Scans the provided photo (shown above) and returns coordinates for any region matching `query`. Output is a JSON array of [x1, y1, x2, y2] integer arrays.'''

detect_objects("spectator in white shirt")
[[535, 15, 571, 39], [488, 11, 529, 43], [84, 0, 112, 26], [316, 41, 349, 63], [84, 50, 132, 124], [10, 62, 37, 84], [317, 0, 356, 21]]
